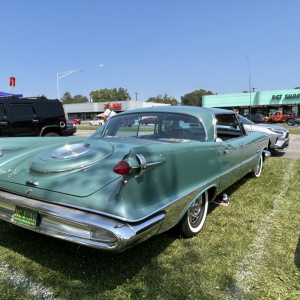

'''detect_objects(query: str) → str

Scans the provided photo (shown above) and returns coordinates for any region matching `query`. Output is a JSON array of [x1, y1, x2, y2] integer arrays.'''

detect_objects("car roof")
[[118, 106, 235, 117]]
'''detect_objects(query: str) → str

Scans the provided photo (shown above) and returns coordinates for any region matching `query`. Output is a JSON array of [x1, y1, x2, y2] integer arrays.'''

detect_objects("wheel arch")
[[177, 185, 218, 224], [40, 126, 62, 136]]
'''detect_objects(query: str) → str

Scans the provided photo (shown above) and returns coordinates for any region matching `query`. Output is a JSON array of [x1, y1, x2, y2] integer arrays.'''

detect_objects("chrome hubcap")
[[188, 198, 202, 224]]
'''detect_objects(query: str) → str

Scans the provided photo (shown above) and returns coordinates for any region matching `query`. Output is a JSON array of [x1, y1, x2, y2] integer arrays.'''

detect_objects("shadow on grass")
[[0, 221, 209, 299], [269, 151, 286, 158]]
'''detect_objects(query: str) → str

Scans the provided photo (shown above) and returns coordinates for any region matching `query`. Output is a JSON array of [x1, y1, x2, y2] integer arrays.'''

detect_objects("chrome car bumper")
[[0, 190, 165, 252], [273, 137, 290, 150], [270, 133, 290, 150]]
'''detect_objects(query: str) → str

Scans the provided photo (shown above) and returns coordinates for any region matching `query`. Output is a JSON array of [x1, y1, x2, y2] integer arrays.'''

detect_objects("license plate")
[[13, 205, 37, 228]]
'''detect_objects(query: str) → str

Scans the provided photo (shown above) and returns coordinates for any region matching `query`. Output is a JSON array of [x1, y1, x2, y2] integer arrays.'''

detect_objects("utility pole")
[[134, 92, 139, 101]]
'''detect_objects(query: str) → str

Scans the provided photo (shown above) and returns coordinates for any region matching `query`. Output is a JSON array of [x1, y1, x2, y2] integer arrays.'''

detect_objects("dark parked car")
[[64, 121, 77, 136], [0, 106, 270, 251], [246, 114, 266, 123], [0, 96, 68, 137]]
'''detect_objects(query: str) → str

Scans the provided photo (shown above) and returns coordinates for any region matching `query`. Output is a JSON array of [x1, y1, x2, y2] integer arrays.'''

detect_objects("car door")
[[215, 113, 247, 191], [0, 102, 11, 137], [10, 103, 40, 136]]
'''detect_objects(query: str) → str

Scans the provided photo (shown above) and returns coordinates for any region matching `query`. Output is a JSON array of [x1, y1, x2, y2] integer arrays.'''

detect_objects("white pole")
[[56, 69, 83, 101], [57, 73, 59, 100]]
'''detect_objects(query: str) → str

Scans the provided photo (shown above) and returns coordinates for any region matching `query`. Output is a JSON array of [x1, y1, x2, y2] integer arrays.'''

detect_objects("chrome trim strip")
[[135, 154, 147, 177], [0, 146, 23, 151], [0, 146, 24, 157]]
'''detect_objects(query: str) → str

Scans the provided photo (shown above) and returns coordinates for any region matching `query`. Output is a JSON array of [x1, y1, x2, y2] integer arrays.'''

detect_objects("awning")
[[0, 91, 23, 98]]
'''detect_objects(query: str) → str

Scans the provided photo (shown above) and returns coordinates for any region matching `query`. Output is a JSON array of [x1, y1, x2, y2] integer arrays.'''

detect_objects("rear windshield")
[[91, 112, 206, 142]]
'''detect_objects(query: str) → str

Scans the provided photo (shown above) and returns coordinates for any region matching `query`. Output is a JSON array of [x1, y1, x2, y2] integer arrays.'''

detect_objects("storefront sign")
[[104, 103, 122, 110], [272, 94, 300, 100], [284, 94, 300, 99], [272, 94, 282, 100]]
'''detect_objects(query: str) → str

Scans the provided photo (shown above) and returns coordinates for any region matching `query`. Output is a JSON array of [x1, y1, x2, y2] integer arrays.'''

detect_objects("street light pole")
[[56, 69, 83, 100]]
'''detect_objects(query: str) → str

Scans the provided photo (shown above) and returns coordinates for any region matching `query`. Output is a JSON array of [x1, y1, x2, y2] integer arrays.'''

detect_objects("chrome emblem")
[[26, 188, 32, 196], [51, 143, 92, 159]]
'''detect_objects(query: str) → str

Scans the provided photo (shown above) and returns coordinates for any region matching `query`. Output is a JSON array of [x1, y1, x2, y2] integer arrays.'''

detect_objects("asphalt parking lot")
[[72, 128, 300, 159]]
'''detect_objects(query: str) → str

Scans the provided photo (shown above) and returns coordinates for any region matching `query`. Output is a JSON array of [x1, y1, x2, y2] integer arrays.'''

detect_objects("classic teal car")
[[0, 106, 270, 251]]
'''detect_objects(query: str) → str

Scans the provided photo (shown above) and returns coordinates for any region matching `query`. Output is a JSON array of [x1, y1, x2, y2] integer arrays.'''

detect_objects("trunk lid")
[[0, 138, 152, 197]]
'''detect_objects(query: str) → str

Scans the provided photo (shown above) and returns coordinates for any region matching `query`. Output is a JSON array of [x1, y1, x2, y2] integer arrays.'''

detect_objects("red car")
[[141, 117, 157, 125], [68, 119, 77, 125]]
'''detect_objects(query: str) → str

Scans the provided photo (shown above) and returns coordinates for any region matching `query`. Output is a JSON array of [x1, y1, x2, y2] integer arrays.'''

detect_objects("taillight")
[[113, 161, 131, 175]]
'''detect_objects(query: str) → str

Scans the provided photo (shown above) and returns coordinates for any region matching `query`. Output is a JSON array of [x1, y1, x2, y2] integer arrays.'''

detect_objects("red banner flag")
[[9, 77, 16, 87]]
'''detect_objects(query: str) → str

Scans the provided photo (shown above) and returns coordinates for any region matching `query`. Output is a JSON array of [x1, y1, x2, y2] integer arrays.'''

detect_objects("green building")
[[202, 89, 300, 116]]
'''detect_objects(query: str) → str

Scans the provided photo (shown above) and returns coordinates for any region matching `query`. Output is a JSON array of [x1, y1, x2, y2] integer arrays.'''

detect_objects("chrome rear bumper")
[[0, 190, 165, 251]]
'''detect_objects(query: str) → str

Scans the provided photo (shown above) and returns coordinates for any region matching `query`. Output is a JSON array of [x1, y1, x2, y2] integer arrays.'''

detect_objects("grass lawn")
[[0, 158, 299, 299]]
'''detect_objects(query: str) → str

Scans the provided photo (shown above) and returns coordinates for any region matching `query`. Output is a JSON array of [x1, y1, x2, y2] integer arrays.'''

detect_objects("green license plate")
[[13, 205, 37, 228]]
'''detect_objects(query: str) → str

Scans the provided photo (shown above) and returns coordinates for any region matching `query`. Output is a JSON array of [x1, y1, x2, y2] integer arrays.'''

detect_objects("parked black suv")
[[0, 96, 69, 137]]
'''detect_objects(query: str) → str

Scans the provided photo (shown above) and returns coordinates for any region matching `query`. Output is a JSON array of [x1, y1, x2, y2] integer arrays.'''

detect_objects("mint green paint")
[[202, 89, 300, 108]]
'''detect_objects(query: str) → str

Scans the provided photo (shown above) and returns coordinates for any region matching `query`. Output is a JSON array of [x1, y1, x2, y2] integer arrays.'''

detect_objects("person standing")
[[104, 103, 115, 122]]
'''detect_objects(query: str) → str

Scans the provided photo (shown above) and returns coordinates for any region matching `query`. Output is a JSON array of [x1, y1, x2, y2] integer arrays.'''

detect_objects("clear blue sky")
[[1, 0, 300, 101]]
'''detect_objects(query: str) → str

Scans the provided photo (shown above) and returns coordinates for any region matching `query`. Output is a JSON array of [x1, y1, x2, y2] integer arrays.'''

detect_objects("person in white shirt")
[[103, 103, 116, 122]]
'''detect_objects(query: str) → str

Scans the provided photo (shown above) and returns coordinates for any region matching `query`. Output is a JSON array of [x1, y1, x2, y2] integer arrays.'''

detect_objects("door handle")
[[0, 121, 8, 127], [224, 147, 229, 155], [32, 119, 39, 123]]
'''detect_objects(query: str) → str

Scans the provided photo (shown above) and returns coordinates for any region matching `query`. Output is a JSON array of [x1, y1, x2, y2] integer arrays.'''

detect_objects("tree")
[[180, 89, 214, 106], [89, 87, 131, 102], [73, 94, 89, 103], [61, 92, 73, 103], [146, 94, 178, 104]]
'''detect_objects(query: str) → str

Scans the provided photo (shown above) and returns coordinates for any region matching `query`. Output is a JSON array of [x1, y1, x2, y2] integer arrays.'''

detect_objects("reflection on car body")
[[0, 106, 269, 252]]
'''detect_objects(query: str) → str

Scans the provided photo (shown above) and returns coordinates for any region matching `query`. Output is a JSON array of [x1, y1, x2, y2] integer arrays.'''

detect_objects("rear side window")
[[216, 114, 245, 140], [40, 102, 64, 117], [93, 112, 207, 142], [11, 104, 35, 118]]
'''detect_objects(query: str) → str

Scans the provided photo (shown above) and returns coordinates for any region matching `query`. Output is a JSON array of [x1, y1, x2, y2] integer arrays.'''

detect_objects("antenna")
[[247, 55, 252, 118]]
